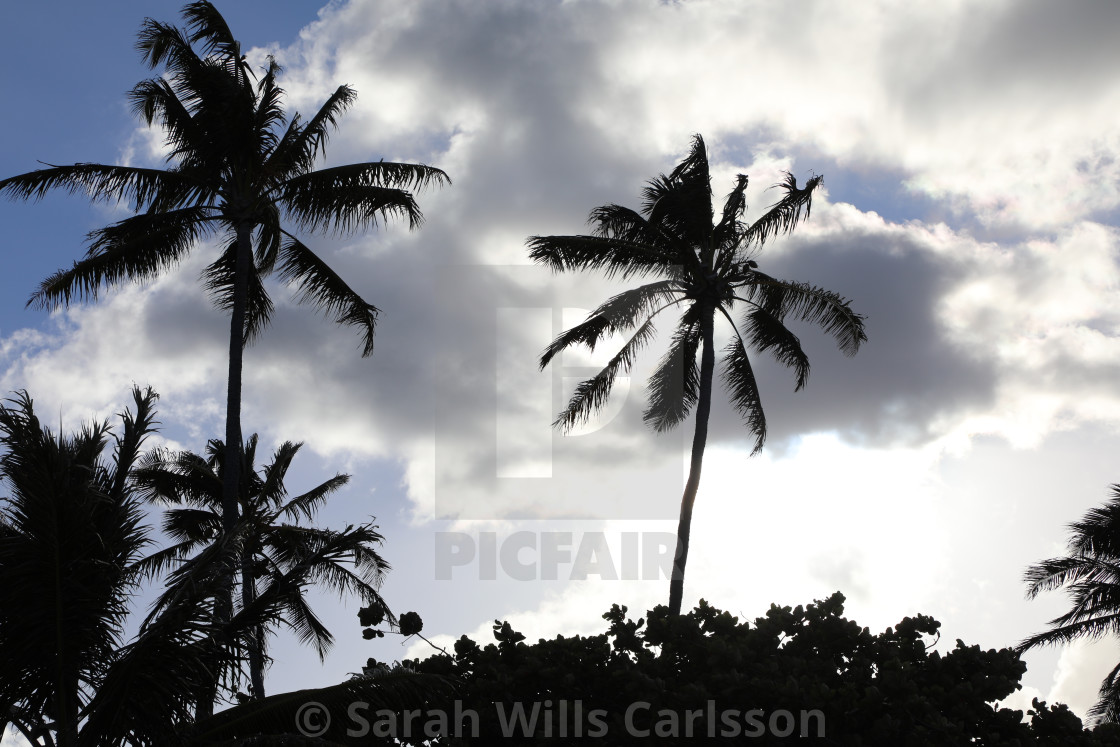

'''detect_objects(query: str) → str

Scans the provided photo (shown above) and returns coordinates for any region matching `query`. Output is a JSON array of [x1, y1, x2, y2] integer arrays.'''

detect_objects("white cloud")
[[1, 727, 29, 747], [5, 0, 1120, 722], [1048, 638, 1120, 724]]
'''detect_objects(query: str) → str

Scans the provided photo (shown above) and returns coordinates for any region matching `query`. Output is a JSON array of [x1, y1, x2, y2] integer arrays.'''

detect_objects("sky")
[[4, 0, 1120, 737]]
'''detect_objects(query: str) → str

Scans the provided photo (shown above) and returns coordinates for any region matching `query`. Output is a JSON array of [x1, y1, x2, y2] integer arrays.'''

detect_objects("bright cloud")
[[3, 0, 1120, 727]]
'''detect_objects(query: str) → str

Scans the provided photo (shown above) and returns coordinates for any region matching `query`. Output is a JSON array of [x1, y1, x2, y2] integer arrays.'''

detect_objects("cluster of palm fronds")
[[0, 2, 453, 742], [0, 388, 450, 746], [529, 134, 867, 618], [1019, 485, 1120, 724], [0, 0, 448, 632]]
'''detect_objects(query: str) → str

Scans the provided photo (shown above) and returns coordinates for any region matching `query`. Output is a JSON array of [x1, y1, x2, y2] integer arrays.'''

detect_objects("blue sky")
[[5, 0, 1120, 736]]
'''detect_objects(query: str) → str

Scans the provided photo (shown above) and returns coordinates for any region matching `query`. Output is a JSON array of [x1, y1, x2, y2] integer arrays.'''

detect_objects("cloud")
[[1, 727, 29, 747], [1047, 638, 1120, 724], [5, 0, 1120, 713], [8, 0, 1120, 520]]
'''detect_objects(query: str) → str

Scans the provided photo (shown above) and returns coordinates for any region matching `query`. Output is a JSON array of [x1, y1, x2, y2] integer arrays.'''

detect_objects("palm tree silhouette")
[[0, 387, 215, 744], [133, 435, 390, 701], [529, 135, 866, 615], [0, 0, 448, 637], [1020, 484, 1120, 724], [0, 387, 450, 745]]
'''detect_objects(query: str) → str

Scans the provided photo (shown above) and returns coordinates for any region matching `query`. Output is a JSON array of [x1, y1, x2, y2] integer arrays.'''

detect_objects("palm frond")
[[527, 234, 682, 280], [539, 281, 682, 369], [0, 163, 202, 212], [1067, 486, 1120, 557], [28, 207, 215, 310], [276, 234, 379, 356], [131, 539, 199, 583], [719, 309, 767, 454], [109, 386, 161, 500], [128, 77, 207, 172], [136, 17, 197, 72], [744, 307, 810, 391], [640, 135, 715, 252], [182, 0, 246, 75], [202, 238, 275, 345], [279, 475, 350, 524], [1024, 555, 1120, 599], [1016, 612, 1120, 651], [252, 57, 287, 155], [643, 180, 713, 255], [716, 174, 749, 234], [266, 86, 357, 178], [737, 272, 867, 356], [133, 447, 221, 509], [163, 508, 223, 543], [277, 591, 333, 660], [667, 134, 710, 184], [587, 204, 692, 266], [742, 171, 823, 247], [643, 307, 702, 433], [252, 213, 283, 275], [277, 162, 446, 235], [553, 317, 659, 433], [256, 441, 300, 507], [1089, 661, 1120, 724]]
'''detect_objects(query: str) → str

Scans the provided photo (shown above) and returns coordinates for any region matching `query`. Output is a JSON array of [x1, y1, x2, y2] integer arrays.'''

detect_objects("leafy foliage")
[[133, 436, 391, 701], [1021, 484, 1120, 724], [0, 388, 445, 746], [395, 595, 1120, 745], [0, 1, 447, 351], [0, 5, 449, 699]]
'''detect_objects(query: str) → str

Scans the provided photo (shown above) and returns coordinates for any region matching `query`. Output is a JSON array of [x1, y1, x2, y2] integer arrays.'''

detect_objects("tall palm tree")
[[0, 1, 448, 617], [133, 435, 390, 702], [1019, 485, 1120, 724], [528, 135, 866, 616]]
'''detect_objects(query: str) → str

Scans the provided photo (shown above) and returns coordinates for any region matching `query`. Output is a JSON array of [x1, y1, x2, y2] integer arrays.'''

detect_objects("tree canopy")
[[373, 594, 1120, 746]]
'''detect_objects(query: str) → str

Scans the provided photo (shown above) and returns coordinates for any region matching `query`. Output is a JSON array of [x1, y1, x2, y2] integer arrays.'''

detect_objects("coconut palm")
[[528, 135, 866, 616], [0, 1, 448, 604], [1019, 485, 1120, 724], [0, 386, 226, 746], [133, 435, 390, 701], [0, 389, 450, 746]]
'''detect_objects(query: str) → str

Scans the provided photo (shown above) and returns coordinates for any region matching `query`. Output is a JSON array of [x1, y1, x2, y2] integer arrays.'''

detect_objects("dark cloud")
[[706, 224, 999, 451]]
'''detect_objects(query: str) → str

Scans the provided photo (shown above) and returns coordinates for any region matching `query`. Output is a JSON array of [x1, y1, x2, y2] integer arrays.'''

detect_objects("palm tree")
[[528, 135, 866, 616], [0, 0, 448, 626], [0, 388, 451, 746], [0, 386, 221, 745], [1019, 485, 1120, 724], [133, 435, 390, 702]]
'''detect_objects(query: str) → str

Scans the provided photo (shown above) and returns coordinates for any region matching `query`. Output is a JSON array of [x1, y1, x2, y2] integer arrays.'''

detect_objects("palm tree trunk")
[[240, 549, 266, 699], [222, 224, 250, 544], [55, 673, 78, 747], [668, 310, 716, 616], [207, 221, 252, 714]]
